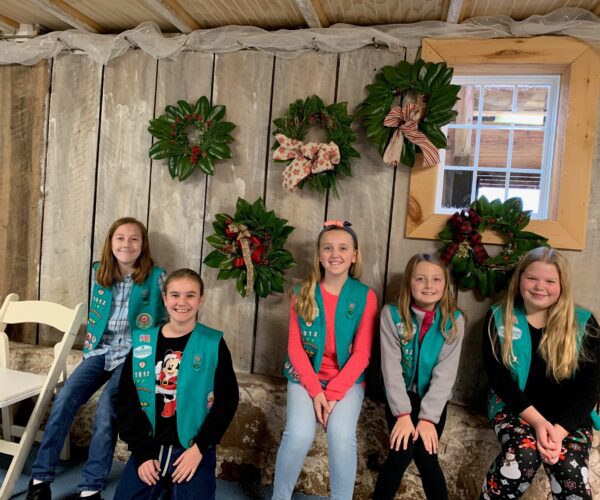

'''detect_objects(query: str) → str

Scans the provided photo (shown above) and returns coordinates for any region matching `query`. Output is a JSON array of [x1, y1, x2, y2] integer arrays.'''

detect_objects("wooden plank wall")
[[0, 47, 599, 407]]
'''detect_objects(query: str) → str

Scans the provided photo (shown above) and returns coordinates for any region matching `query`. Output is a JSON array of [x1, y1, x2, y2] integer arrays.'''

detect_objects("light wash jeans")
[[272, 381, 365, 500], [31, 354, 122, 492]]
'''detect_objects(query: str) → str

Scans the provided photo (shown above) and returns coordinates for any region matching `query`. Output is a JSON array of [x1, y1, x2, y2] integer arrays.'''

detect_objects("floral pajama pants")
[[481, 412, 593, 500]]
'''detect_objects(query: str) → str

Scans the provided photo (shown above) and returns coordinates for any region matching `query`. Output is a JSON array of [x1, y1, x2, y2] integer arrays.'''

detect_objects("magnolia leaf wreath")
[[439, 196, 549, 297], [203, 197, 296, 298], [358, 59, 460, 168], [272, 95, 359, 197], [148, 96, 235, 181]]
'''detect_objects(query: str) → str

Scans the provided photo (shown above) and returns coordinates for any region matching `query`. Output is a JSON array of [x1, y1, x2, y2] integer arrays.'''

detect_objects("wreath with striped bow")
[[358, 59, 460, 168], [203, 197, 296, 298], [439, 197, 549, 297], [148, 96, 235, 181], [272, 95, 360, 196]]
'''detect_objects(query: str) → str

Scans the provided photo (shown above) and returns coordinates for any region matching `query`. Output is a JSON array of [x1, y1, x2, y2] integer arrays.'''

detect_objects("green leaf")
[[203, 250, 227, 268], [178, 157, 195, 181], [206, 234, 227, 248]]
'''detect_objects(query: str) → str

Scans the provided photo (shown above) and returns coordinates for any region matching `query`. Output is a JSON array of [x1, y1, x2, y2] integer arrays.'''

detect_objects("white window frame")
[[435, 74, 561, 219]]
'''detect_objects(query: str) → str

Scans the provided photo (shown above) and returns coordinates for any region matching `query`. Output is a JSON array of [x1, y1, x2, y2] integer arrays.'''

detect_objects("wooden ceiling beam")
[[295, 0, 330, 28], [446, 0, 465, 23], [143, 0, 200, 32], [29, 0, 103, 32], [0, 14, 19, 33]]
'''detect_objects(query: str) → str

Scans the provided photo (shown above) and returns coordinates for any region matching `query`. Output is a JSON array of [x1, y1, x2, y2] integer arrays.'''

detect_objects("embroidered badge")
[[86, 333, 92, 340], [139, 361, 146, 369], [136, 313, 153, 329], [346, 302, 356, 319], [512, 326, 523, 340], [138, 334, 151, 343], [98, 289, 104, 296], [91, 336, 96, 343], [207, 391, 215, 409], [141, 288, 150, 304], [306, 322, 312, 327], [133, 345, 152, 359]]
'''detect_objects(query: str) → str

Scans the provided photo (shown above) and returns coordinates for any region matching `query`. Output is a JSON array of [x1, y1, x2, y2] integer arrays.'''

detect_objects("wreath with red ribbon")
[[439, 196, 549, 297], [272, 95, 359, 197], [203, 197, 296, 298]]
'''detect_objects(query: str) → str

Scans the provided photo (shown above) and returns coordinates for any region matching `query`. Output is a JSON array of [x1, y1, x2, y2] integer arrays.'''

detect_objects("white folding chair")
[[0, 293, 85, 500]]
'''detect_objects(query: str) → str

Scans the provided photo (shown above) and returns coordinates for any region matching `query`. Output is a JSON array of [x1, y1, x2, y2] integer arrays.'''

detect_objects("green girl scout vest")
[[84, 263, 165, 354], [389, 305, 462, 397], [487, 304, 600, 430], [283, 277, 370, 385], [132, 323, 223, 448]]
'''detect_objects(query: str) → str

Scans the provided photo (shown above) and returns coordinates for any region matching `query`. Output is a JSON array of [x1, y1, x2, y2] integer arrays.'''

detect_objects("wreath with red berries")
[[148, 96, 235, 181], [438, 196, 549, 297], [203, 197, 296, 298]]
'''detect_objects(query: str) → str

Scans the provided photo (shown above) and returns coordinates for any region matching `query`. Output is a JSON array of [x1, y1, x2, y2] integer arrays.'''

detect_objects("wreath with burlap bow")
[[203, 197, 296, 298], [358, 59, 460, 168], [439, 197, 549, 297], [272, 95, 359, 196], [148, 97, 235, 181]]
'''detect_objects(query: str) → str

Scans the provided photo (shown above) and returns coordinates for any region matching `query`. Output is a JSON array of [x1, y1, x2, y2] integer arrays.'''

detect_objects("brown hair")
[[295, 227, 363, 322], [96, 217, 154, 288], [396, 253, 461, 342], [163, 268, 204, 296]]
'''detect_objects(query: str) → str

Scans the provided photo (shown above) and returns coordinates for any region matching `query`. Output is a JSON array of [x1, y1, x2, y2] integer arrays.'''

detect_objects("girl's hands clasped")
[[172, 444, 203, 483], [414, 420, 439, 454], [313, 392, 335, 428], [389, 414, 415, 451]]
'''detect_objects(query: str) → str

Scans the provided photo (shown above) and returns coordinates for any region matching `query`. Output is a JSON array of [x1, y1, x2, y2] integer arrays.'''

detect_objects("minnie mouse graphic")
[[155, 350, 182, 417]]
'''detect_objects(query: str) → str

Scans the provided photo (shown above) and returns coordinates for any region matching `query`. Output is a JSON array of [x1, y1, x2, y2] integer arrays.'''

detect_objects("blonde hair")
[[295, 228, 363, 322], [492, 247, 582, 381], [396, 253, 461, 342], [96, 217, 155, 288]]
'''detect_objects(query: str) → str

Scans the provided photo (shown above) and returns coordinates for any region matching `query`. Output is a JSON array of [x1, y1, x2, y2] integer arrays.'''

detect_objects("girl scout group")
[[24, 217, 600, 500]]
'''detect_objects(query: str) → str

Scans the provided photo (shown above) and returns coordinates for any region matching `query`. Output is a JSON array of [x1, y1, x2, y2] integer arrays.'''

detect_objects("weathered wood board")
[[201, 51, 275, 372], [0, 61, 50, 343], [93, 50, 157, 258], [39, 54, 102, 345], [148, 52, 214, 274], [253, 52, 338, 376]]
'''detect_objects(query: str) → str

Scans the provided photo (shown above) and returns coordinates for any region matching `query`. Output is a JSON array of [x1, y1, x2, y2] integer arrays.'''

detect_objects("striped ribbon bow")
[[273, 133, 340, 192], [383, 103, 440, 168], [228, 223, 255, 295]]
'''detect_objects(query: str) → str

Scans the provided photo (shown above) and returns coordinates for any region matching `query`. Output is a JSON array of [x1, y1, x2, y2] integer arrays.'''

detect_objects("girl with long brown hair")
[[27, 217, 166, 500]]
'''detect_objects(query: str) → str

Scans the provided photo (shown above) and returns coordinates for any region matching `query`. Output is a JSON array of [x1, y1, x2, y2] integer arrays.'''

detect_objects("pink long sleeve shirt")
[[287, 284, 378, 401]]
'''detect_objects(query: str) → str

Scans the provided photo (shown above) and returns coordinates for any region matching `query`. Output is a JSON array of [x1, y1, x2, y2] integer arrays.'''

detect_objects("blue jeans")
[[113, 446, 217, 500], [272, 382, 365, 500], [31, 354, 123, 492]]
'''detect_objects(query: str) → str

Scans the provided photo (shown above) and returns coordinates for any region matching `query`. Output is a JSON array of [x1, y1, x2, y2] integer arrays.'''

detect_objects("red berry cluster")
[[190, 145, 200, 164]]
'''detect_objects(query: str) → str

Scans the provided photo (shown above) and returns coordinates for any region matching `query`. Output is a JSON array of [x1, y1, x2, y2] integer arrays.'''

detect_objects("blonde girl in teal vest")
[[481, 247, 600, 499], [374, 253, 464, 500], [28, 217, 166, 500], [273, 221, 378, 500], [115, 268, 238, 500]]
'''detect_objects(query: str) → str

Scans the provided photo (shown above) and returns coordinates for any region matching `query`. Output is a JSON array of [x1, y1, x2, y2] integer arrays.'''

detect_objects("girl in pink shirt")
[[272, 221, 377, 500]]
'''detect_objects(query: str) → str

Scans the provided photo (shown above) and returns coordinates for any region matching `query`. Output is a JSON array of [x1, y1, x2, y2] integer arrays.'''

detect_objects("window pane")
[[512, 130, 544, 169], [515, 85, 548, 126], [482, 85, 513, 125], [476, 171, 506, 201], [451, 84, 480, 125], [445, 127, 476, 166], [441, 170, 473, 209], [479, 129, 509, 167], [508, 173, 541, 212]]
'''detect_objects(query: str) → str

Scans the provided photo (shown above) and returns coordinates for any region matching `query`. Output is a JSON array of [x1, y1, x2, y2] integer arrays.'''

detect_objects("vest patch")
[[136, 313, 153, 329], [133, 345, 153, 359]]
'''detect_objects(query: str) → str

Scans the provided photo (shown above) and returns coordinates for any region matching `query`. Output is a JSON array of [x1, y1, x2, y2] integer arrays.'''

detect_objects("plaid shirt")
[[86, 271, 166, 371]]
